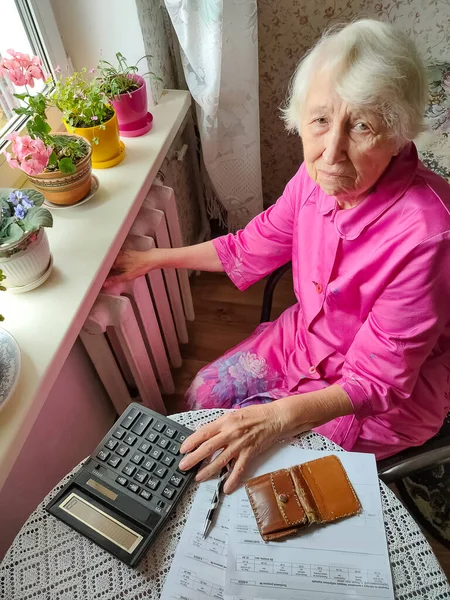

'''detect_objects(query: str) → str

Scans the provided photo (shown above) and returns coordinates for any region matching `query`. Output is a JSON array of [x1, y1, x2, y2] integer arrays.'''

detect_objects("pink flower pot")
[[111, 74, 153, 138]]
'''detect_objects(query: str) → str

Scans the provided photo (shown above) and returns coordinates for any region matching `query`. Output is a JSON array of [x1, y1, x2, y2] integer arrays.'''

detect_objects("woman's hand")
[[178, 403, 286, 494], [104, 249, 156, 287], [178, 386, 354, 494]]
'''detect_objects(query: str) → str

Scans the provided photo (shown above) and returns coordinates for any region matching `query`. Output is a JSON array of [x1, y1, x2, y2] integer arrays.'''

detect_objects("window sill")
[[0, 90, 191, 489]]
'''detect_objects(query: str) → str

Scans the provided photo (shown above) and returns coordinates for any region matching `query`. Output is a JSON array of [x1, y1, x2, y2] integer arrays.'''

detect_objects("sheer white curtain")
[[164, 0, 263, 231]]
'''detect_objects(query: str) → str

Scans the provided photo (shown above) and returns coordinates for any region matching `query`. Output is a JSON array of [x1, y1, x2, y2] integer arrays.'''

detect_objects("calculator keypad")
[[92, 405, 195, 519]]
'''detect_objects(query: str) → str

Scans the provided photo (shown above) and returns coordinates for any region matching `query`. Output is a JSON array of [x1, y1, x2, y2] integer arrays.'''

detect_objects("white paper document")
[[161, 445, 394, 600], [225, 447, 394, 600], [160, 476, 230, 600]]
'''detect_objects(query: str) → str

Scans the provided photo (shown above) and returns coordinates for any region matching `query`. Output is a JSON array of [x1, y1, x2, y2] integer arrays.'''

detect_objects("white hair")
[[282, 19, 428, 142]]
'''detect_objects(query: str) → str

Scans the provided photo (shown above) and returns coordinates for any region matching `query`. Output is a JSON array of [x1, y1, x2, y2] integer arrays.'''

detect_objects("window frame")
[[0, 0, 69, 188]]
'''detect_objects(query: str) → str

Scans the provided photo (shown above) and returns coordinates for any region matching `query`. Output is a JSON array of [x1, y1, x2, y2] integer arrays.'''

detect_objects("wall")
[[0, 340, 115, 558], [50, 0, 156, 103], [258, 0, 450, 206]]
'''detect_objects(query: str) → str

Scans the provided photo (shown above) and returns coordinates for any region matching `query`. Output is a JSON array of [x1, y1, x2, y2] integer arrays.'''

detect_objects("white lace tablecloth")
[[1, 409, 449, 599]]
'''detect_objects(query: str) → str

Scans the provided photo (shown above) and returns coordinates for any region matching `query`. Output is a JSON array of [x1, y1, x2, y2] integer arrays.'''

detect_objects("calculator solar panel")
[[46, 404, 197, 566]]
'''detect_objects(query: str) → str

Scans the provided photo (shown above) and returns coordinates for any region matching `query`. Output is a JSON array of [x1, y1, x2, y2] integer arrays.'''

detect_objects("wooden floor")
[[165, 271, 450, 579]]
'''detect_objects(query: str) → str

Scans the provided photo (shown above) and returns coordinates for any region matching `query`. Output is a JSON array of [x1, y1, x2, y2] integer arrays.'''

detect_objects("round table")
[[1, 409, 449, 600]]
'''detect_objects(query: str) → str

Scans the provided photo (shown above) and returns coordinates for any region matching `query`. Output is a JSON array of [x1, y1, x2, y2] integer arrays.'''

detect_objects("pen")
[[202, 466, 229, 538]]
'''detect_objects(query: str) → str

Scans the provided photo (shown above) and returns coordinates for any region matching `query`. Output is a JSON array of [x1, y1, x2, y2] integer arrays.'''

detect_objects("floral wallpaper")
[[258, 0, 450, 206]]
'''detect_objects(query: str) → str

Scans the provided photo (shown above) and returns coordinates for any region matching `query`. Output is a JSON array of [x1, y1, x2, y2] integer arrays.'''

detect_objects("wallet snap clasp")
[[279, 493, 288, 503]]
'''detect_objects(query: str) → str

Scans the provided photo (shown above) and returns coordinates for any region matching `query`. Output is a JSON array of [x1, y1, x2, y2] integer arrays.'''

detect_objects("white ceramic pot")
[[0, 228, 51, 289]]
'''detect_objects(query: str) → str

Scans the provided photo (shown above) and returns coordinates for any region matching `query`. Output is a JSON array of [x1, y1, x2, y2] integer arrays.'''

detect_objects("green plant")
[[52, 67, 114, 140], [96, 52, 162, 101], [0, 189, 53, 246], [0, 269, 5, 322]]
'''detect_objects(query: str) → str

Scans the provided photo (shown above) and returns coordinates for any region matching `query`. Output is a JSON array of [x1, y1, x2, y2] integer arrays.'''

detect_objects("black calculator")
[[46, 404, 197, 566]]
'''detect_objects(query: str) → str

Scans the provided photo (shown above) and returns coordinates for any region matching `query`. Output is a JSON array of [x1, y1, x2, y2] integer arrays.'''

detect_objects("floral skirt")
[[185, 324, 288, 410]]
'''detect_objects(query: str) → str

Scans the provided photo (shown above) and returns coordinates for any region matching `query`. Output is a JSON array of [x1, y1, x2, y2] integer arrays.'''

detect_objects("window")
[[0, 0, 68, 186]]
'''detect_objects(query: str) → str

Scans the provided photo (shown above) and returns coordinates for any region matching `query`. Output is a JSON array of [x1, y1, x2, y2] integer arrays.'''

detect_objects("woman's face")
[[301, 71, 401, 206]]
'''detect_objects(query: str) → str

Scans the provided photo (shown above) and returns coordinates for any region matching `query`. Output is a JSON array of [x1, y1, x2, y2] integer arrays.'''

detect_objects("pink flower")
[[91, 115, 98, 121], [4, 151, 19, 169], [0, 49, 47, 86], [54, 65, 62, 73], [6, 131, 20, 153], [89, 68, 96, 73], [20, 157, 47, 176]]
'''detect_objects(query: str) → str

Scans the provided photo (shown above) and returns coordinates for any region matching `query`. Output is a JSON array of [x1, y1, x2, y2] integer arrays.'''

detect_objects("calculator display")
[[60, 492, 143, 553]]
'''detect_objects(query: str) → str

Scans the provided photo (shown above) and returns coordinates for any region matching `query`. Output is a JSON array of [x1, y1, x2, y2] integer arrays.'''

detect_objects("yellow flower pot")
[[64, 110, 125, 169]]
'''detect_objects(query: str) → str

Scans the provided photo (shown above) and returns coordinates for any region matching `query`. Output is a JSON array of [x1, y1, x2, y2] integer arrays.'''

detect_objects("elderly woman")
[[107, 19, 450, 493]]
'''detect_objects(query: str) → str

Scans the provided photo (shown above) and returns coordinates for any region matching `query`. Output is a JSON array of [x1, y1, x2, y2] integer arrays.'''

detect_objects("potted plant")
[[52, 67, 125, 168], [0, 49, 93, 206], [97, 52, 161, 138], [0, 188, 53, 290]]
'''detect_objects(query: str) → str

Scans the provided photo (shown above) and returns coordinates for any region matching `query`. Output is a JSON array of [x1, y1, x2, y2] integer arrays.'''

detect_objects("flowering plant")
[[0, 49, 89, 175], [52, 67, 114, 136], [0, 188, 53, 246], [96, 52, 161, 100]]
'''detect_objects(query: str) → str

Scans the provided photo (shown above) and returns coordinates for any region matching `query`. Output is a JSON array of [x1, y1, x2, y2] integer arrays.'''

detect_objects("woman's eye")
[[315, 117, 328, 125], [354, 122, 370, 132]]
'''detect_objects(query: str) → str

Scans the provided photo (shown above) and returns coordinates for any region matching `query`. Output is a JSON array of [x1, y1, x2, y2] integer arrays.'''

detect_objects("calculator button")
[[145, 431, 159, 443], [131, 414, 153, 436], [122, 407, 140, 430], [124, 434, 137, 446], [140, 489, 152, 501], [162, 486, 176, 500], [123, 463, 136, 477], [142, 458, 156, 472], [108, 455, 121, 468], [138, 441, 151, 453], [176, 432, 187, 443], [105, 438, 118, 451], [170, 474, 183, 487], [150, 448, 163, 461], [157, 437, 170, 449], [165, 426, 176, 438], [131, 452, 144, 465], [147, 477, 160, 490], [96, 449, 110, 462], [128, 482, 140, 494], [116, 476, 128, 486], [155, 500, 166, 513], [113, 428, 126, 440], [116, 444, 129, 457], [162, 454, 175, 467], [155, 466, 167, 478], [168, 442, 181, 455], [152, 421, 166, 433], [134, 469, 148, 484]]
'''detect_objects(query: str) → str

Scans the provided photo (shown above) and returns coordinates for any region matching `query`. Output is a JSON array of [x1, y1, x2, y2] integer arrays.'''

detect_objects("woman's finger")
[[195, 448, 235, 481], [180, 417, 226, 454], [223, 450, 253, 494], [178, 432, 227, 471]]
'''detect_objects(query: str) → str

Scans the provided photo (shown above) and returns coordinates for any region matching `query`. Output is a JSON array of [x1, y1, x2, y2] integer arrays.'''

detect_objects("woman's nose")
[[322, 130, 347, 165]]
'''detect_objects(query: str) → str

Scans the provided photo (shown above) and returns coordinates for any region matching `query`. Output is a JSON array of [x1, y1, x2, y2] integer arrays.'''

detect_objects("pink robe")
[[186, 143, 450, 459]]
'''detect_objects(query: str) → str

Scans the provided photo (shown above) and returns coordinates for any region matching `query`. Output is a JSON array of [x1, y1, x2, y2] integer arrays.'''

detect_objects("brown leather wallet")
[[245, 455, 361, 541]]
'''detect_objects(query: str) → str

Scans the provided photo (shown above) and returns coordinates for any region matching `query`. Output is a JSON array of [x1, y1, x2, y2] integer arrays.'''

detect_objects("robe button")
[[308, 366, 317, 375], [316, 283, 323, 293]]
